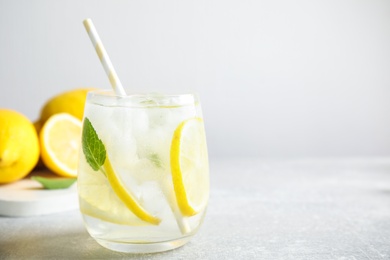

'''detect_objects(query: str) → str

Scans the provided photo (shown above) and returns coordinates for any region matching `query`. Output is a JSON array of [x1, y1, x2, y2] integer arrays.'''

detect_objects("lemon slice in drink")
[[78, 157, 159, 226], [40, 113, 81, 177], [79, 117, 160, 225], [170, 117, 209, 216], [103, 158, 161, 225]]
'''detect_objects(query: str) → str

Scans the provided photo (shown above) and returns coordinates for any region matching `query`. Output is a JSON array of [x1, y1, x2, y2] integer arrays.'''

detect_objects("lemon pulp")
[[40, 113, 81, 177]]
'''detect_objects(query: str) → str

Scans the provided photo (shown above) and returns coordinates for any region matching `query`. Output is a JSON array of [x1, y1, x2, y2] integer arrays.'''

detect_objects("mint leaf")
[[148, 153, 163, 168], [82, 117, 106, 171], [32, 176, 76, 190]]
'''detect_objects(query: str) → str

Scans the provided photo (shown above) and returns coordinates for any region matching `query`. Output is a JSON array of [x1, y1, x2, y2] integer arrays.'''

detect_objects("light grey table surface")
[[1, 158, 390, 260]]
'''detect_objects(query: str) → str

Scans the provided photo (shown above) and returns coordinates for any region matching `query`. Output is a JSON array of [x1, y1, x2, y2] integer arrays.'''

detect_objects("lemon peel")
[[170, 117, 209, 216], [0, 109, 40, 183]]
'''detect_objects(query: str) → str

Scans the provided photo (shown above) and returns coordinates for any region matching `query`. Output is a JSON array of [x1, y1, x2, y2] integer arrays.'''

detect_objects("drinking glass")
[[77, 90, 209, 253]]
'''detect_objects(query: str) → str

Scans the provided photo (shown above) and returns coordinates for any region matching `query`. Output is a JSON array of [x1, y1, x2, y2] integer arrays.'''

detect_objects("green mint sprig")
[[82, 117, 106, 174]]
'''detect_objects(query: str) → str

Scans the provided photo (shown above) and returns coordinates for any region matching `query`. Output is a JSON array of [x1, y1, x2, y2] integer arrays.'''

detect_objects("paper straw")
[[83, 18, 127, 96]]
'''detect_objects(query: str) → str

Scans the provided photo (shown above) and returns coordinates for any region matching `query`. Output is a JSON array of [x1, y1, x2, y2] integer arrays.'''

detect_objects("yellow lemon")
[[40, 113, 82, 177], [38, 88, 94, 125], [0, 109, 40, 183], [170, 117, 209, 216]]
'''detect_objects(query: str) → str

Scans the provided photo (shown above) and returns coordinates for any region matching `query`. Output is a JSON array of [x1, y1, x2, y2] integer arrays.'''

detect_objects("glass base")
[[95, 236, 193, 253]]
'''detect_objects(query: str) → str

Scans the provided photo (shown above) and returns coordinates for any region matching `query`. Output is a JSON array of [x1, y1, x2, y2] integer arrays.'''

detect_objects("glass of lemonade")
[[77, 90, 209, 253]]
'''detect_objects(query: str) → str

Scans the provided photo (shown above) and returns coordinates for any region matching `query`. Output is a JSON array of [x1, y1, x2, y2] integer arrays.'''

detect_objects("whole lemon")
[[38, 88, 94, 126], [0, 109, 40, 183]]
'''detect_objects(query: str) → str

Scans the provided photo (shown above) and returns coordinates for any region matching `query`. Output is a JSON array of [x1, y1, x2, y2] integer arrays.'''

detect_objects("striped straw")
[[83, 18, 127, 96]]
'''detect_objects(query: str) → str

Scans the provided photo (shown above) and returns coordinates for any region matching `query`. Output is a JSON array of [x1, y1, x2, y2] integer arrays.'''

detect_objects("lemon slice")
[[78, 158, 153, 226], [78, 157, 160, 226], [170, 117, 209, 216], [40, 113, 81, 177], [103, 157, 161, 225], [79, 117, 160, 225]]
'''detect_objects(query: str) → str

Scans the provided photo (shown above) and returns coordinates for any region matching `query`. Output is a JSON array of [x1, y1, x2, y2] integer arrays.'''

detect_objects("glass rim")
[[86, 89, 199, 108]]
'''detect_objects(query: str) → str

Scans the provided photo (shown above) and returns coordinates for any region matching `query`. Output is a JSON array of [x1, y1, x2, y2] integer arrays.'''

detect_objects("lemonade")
[[77, 90, 209, 253]]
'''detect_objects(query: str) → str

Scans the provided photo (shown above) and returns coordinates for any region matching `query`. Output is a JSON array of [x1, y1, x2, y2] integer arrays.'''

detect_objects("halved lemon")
[[170, 117, 209, 216], [40, 113, 81, 177]]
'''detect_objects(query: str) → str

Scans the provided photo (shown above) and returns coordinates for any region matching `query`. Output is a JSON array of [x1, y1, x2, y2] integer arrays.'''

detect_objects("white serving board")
[[0, 170, 79, 217]]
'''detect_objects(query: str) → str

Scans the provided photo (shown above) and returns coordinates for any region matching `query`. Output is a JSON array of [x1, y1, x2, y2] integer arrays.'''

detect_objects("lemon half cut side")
[[170, 117, 209, 216], [40, 113, 82, 177]]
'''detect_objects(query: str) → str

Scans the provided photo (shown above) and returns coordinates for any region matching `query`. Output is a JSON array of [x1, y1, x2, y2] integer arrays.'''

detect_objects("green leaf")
[[82, 117, 106, 172], [148, 153, 163, 168], [32, 176, 77, 190]]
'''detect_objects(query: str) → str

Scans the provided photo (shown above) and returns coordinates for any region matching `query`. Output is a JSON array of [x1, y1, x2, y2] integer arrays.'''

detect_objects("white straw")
[[83, 18, 127, 96]]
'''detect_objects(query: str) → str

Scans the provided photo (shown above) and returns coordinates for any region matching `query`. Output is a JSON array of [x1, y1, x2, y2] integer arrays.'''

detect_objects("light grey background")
[[1, 0, 390, 159]]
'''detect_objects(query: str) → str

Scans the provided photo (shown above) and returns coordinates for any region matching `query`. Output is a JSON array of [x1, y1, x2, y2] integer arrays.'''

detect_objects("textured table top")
[[1, 158, 390, 259]]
